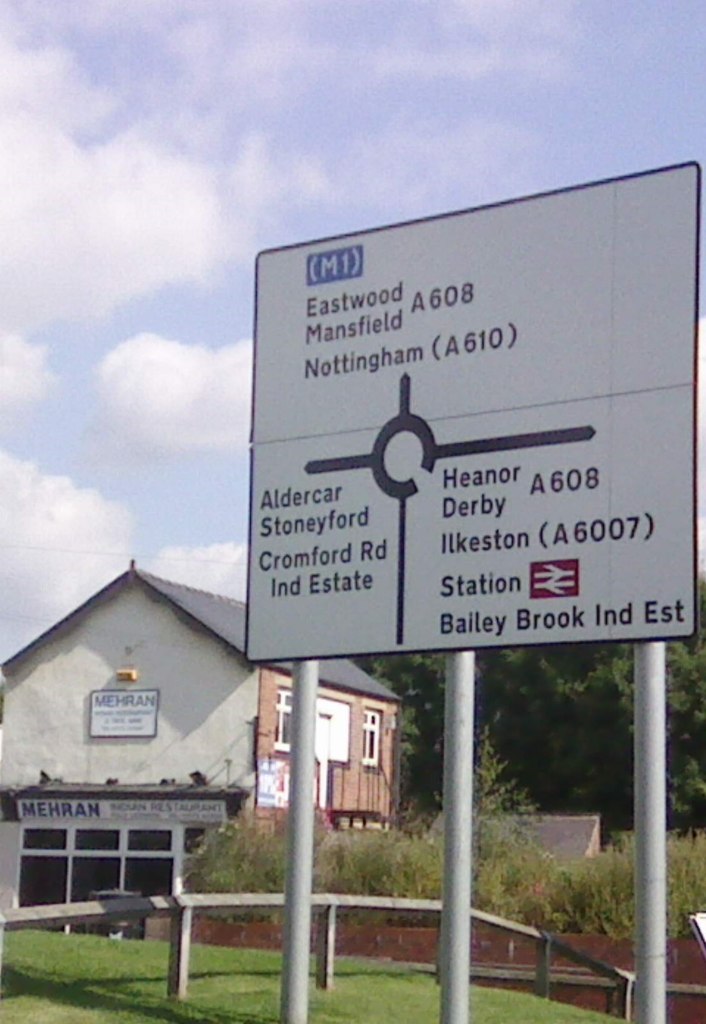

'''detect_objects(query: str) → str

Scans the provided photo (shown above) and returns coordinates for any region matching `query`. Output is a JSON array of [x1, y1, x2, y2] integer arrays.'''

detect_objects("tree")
[[664, 580, 706, 829], [478, 643, 634, 832], [368, 645, 634, 828], [361, 653, 447, 815], [366, 581, 706, 834]]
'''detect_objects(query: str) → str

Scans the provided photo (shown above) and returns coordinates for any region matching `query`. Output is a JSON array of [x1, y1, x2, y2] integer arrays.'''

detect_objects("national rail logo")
[[530, 560, 580, 599]]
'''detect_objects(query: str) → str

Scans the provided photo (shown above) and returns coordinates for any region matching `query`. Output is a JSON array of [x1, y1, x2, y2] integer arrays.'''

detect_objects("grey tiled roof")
[[3, 566, 398, 703], [527, 814, 601, 860], [138, 570, 249, 649], [138, 570, 397, 701]]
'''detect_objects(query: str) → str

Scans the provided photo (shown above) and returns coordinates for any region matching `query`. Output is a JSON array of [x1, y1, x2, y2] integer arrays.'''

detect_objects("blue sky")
[[1, 0, 705, 663]]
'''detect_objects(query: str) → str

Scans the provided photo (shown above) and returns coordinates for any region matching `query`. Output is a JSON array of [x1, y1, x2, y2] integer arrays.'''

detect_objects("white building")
[[0, 563, 398, 909]]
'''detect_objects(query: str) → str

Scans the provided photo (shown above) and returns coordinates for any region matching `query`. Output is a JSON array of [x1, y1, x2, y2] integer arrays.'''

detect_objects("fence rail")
[[2, 893, 706, 1020]]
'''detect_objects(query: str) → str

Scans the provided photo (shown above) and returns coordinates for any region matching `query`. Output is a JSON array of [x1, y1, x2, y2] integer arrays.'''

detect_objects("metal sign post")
[[440, 651, 476, 1024], [634, 642, 667, 1024], [281, 659, 319, 1024], [246, 163, 698, 1024]]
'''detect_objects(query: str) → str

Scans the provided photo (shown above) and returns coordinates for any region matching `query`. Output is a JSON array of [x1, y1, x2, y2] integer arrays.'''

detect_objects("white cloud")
[[147, 542, 247, 601], [0, 120, 229, 332], [91, 332, 252, 461], [443, 0, 578, 39], [230, 132, 329, 213], [225, 132, 331, 243], [220, 120, 536, 237], [370, 0, 579, 85], [166, 6, 330, 111], [324, 118, 537, 218], [0, 26, 231, 333], [0, 28, 113, 131], [0, 449, 133, 660], [0, 5, 565, 305], [0, 334, 56, 430]]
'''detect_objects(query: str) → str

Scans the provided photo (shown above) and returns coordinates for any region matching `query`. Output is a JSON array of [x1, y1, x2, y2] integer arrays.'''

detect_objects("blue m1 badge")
[[307, 244, 363, 286]]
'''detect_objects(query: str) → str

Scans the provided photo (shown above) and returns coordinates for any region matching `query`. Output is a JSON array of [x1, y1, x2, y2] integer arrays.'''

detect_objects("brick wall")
[[189, 916, 706, 1024], [255, 666, 398, 823]]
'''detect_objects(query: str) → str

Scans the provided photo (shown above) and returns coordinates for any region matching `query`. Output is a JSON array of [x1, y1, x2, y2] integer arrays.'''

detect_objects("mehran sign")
[[246, 164, 699, 661], [89, 689, 159, 738]]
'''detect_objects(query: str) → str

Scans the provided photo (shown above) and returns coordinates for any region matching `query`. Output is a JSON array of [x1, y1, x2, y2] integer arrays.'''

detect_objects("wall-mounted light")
[[116, 668, 139, 683]]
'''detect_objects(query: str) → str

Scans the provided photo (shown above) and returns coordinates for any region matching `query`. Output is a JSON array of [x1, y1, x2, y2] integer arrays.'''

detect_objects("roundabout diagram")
[[305, 372, 595, 644]]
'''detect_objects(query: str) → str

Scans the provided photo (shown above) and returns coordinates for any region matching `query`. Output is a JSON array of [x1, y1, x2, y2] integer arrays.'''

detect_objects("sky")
[[0, 0, 705, 665]]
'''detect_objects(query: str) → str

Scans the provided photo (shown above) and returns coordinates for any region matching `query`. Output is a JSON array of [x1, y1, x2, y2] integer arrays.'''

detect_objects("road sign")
[[246, 163, 699, 661], [690, 914, 706, 963]]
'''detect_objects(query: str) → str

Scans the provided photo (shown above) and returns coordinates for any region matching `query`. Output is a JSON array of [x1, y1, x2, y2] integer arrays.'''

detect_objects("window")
[[362, 709, 381, 766], [71, 857, 120, 901], [128, 830, 172, 852], [76, 830, 120, 850], [275, 689, 293, 750], [18, 823, 177, 907], [24, 829, 67, 850], [20, 857, 68, 905], [184, 828, 206, 853]]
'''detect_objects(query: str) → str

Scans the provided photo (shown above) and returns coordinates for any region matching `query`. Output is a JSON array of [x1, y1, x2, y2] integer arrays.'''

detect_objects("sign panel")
[[257, 758, 290, 808], [18, 797, 226, 823], [690, 914, 706, 964], [247, 164, 699, 660], [89, 689, 159, 738]]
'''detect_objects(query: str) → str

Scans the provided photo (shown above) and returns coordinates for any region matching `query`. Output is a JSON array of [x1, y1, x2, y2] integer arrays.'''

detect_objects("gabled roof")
[[2, 564, 398, 703], [525, 814, 601, 860]]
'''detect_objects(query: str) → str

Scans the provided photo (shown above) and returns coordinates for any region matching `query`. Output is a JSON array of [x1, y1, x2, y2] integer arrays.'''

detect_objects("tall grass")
[[667, 830, 706, 937], [317, 828, 443, 898], [187, 813, 706, 938], [186, 813, 291, 892]]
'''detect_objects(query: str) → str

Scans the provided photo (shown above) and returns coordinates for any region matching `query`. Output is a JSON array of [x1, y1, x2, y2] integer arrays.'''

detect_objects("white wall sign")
[[246, 164, 699, 660], [89, 689, 159, 738], [18, 797, 227, 823]]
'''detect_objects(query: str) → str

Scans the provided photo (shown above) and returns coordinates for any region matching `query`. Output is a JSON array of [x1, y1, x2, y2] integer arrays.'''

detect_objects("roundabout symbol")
[[306, 374, 595, 645]]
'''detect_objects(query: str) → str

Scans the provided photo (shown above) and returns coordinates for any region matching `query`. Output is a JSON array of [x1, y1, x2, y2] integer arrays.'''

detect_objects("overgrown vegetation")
[[359, 582, 706, 833], [186, 813, 293, 894], [188, 593, 706, 944], [188, 816, 706, 940]]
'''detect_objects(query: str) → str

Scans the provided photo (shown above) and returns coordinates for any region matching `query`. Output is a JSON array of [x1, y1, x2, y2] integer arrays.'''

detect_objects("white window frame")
[[18, 821, 181, 903], [275, 688, 293, 751], [362, 709, 381, 767]]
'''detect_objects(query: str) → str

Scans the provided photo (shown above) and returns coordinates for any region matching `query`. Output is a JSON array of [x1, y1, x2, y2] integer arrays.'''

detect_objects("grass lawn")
[[2, 930, 612, 1023]]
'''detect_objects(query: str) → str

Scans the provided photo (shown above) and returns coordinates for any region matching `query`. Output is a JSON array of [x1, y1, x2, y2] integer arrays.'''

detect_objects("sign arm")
[[396, 498, 407, 645], [433, 425, 595, 462]]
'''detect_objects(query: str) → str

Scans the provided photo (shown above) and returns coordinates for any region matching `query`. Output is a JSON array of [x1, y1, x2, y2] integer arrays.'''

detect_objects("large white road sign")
[[246, 164, 699, 661]]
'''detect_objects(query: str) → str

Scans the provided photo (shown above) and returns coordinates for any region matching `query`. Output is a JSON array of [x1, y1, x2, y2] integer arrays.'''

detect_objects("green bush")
[[317, 829, 443, 898], [667, 830, 706, 937], [473, 833, 557, 924], [538, 839, 635, 937], [476, 831, 706, 938], [186, 813, 289, 892], [187, 814, 706, 939]]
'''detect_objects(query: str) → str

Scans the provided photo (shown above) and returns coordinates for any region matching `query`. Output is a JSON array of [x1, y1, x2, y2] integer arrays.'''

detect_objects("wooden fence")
[[1, 892, 705, 1020]]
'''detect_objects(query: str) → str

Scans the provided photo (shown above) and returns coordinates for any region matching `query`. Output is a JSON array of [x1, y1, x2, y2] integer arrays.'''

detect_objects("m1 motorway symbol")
[[305, 373, 594, 644]]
